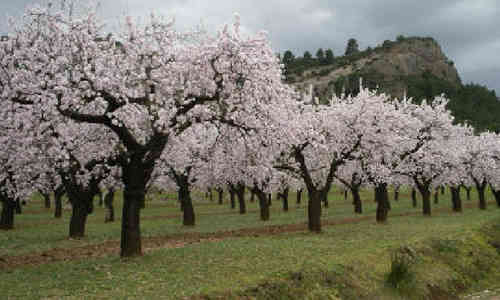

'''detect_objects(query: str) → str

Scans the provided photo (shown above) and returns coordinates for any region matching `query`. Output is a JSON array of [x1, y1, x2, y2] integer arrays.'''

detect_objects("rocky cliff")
[[292, 37, 461, 100]]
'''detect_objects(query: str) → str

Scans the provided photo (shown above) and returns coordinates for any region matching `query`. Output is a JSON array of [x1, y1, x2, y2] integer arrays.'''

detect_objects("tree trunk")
[[229, 187, 236, 209], [489, 184, 500, 208], [0, 197, 15, 230], [441, 186, 445, 195], [254, 187, 270, 221], [352, 187, 362, 214], [208, 189, 213, 202], [323, 193, 329, 208], [433, 188, 439, 204], [393, 186, 400, 202], [417, 185, 432, 216], [450, 186, 462, 212], [217, 188, 224, 205], [344, 189, 348, 201], [54, 187, 64, 219], [268, 193, 272, 206], [121, 185, 144, 257], [375, 183, 389, 223], [15, 199, 22, 214], [411, 188, 417, 208], [464, 186, 471, 201], [477, 184, 487, 210], [279, 187, 289, 212], [250, 190, 255, 203], [120, 155, 150, 258], [236, 183, 246, 214], [296, 189, 302, 205], [42, 192, 51, 209], [307, 189, 322, 232], [69, 201, 89, 238], [178, 179, 195, 226], [104, 188, 115, 223]]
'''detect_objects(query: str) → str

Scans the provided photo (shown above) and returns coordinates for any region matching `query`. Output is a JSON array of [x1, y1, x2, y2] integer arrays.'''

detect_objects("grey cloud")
[[0, 0, 498, 94]]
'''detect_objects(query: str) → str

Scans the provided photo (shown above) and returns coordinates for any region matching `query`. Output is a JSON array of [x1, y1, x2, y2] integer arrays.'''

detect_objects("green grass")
[[1, 186, 499, 299]]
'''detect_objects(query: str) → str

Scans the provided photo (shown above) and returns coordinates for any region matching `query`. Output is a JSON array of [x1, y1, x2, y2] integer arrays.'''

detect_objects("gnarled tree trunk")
[[411, 188, 417, 208], [489, 184, 500, 208], [474, 180, 487, 210], [416, 184, 431, 216], [235, 183, 246, 214], [121, 185, 143, 257], [65, 181, 97, 239], [178, 176, 195, 226], [278, 187, 289, 212], [296, 189, 302, 205], [375, 183, 389, 223], [450, 186, 462, 212], [352, 186, 362, 214], [208, 188, 213, 202], [217, 188, 224, 205], [14, 199, 22, 214], [229, 185, 236, 209], [463, 185, 471, 201], [253, 186, 270, 221], [0, 195, 15, 230], [393, 185, 400, 202], [307, 189, 323, 232], [120, 154, 155, 257], [69, 200, 90, 238], [54, 186, 64, 219]]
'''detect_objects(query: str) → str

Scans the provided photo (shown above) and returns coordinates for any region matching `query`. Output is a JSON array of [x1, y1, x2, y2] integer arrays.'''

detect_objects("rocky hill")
[[290, 37, 461, 100], [285, 36, 500, 132]]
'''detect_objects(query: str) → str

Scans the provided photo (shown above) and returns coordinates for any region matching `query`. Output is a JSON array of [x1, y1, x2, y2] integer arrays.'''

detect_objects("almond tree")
[[335, 160, 366, 214], [210, 123, 287, 221], [153, 122, 219, 226], [462, 132, 499, 209], [487, 137, 500, 207], [0, 1, 293, 256], [0, 102, 45, 229], [277, 88, 385, 231], [395, 98, 471, 216]]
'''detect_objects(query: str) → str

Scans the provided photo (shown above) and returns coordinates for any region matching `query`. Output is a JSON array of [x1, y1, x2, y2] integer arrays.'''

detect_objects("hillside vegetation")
[[283, 36, 500, 132]]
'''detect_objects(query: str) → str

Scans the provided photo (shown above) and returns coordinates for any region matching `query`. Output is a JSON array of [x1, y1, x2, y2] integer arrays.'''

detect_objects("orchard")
[[1, 0, 499, 266]]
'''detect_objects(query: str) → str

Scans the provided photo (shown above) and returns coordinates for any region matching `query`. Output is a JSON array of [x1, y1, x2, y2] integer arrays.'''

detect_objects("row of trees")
[[281, 38, 360, 76], [0, 1, 499, 257], [281, 37, 360, 69]]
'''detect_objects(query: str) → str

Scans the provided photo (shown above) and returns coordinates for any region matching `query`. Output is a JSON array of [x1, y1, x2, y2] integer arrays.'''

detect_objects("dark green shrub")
[[386, 246, 417, 289]]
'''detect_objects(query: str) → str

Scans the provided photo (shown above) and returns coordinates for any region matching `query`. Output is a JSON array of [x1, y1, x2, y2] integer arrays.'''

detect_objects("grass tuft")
[[386, 246, 417, 290]]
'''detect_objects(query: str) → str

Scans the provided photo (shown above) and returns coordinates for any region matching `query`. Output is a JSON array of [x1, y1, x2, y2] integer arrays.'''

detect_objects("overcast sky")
[[1, 0, 499, 94]]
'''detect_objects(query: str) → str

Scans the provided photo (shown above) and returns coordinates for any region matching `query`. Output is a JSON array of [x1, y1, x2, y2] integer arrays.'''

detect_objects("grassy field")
[[1, 187, 499, 299]]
